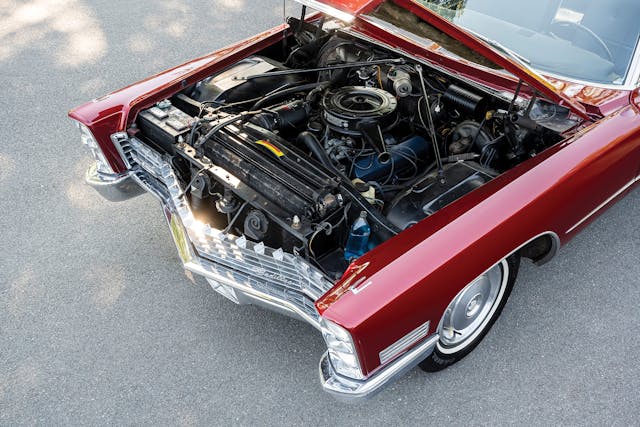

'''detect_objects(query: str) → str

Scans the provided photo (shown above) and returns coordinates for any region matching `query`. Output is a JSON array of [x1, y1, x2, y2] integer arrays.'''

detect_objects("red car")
[[69, 0, 640, 401]]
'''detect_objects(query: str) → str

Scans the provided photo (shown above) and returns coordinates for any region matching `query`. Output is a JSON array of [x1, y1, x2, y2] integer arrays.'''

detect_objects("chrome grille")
[[112, 132, 138, 169], [128, 138, 165, 180], [120, 137, 334, 318]]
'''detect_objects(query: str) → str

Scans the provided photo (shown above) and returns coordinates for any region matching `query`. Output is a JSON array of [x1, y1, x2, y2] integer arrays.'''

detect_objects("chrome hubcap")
[[465, 293, 483, 318], [438, 262, 507, 352]]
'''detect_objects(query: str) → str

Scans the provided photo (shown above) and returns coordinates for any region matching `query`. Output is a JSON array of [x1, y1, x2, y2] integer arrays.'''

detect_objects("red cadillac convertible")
[[69, 0, 639, 401]]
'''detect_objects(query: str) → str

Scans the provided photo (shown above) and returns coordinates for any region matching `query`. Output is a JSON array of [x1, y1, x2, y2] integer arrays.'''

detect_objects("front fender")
[[318, 105, 640, 376], [319, 181, 559, 375]]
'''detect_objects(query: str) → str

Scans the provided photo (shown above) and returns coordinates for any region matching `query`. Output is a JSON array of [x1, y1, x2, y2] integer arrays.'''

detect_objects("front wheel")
[[419, 255, 520, 372]]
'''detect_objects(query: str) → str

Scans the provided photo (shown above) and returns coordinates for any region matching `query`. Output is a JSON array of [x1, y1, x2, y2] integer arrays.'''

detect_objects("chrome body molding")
[[320, 334, 439, 402], [85, 162, 145, 202], [566, 176, 640, 234]]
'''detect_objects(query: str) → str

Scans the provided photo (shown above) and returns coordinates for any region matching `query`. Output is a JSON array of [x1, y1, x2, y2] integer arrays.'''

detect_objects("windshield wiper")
[[467, 30, 532, 65]]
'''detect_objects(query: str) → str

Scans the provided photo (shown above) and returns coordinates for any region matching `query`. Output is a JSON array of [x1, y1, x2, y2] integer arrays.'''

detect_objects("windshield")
[[405, 0, 640, 85]]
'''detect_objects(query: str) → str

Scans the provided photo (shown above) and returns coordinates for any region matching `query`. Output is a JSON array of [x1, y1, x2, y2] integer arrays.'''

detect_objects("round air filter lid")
[[322, 86, 398, 135]]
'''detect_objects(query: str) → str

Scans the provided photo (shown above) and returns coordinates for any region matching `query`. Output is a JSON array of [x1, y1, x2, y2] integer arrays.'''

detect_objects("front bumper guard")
[[85, 162, 145, 202], [320, 334, 439, 402]]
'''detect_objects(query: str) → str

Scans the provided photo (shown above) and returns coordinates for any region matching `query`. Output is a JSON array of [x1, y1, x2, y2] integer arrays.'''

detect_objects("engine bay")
[[130, 18, 579, 279]]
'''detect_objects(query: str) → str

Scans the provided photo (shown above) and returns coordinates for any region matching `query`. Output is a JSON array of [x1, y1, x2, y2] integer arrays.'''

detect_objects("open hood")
[[296, 0, 591, 120]]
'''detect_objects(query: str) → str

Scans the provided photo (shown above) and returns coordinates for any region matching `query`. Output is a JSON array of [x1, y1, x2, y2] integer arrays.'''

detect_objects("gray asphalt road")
[[1, 1, 638, 425]]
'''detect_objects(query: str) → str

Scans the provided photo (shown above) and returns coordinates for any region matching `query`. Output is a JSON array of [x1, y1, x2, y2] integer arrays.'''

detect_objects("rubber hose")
[[296, 131, 336, 172]]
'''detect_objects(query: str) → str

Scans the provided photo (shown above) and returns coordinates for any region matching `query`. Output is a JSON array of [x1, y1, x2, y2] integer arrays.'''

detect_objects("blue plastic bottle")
[[344, 211, 371, 261]]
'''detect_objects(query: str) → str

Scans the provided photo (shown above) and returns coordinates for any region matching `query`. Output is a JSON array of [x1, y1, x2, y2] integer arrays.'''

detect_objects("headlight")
[[321, 318, 365, 380], [76, 122, 114, 174]]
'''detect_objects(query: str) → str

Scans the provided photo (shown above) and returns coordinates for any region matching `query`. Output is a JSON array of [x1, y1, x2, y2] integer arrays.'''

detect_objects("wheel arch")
[[431, 231, 560, 342], [518, 231, 561, 266]]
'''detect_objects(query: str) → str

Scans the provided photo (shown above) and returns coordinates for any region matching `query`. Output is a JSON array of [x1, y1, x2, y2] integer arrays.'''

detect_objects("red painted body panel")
[[69, 6, 640, 378]]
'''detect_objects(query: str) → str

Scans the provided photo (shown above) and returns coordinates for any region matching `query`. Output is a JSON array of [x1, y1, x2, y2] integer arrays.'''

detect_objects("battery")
[[137, 101, 194, 152]]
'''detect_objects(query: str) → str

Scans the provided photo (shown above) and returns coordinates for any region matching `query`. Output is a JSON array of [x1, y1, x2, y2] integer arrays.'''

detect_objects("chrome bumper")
[[320, 334, 439, 402], [85, 162, 145, 202]]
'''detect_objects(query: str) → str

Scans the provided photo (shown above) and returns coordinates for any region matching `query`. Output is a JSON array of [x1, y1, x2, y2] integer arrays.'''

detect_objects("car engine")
[[130, 20, 574, 279]]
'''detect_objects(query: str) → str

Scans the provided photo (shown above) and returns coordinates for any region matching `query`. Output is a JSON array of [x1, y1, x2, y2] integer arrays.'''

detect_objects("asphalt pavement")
[[1, 1, 638, 425]]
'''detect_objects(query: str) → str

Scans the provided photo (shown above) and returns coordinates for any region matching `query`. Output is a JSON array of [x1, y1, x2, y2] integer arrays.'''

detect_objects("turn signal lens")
[[76, 122, 114, 174], [321, 318, 365, 380]]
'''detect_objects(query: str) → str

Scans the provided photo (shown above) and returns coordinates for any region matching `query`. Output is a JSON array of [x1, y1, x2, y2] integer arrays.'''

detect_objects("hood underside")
[[297, 0, 591, 120]]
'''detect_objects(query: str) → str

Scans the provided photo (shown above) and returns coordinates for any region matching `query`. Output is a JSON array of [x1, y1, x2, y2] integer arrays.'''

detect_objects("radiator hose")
[[297, 131, 337, 172]]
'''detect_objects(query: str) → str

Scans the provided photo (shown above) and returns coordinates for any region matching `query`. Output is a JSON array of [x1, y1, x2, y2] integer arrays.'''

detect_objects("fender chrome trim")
[[566, 176, 640, 234]]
